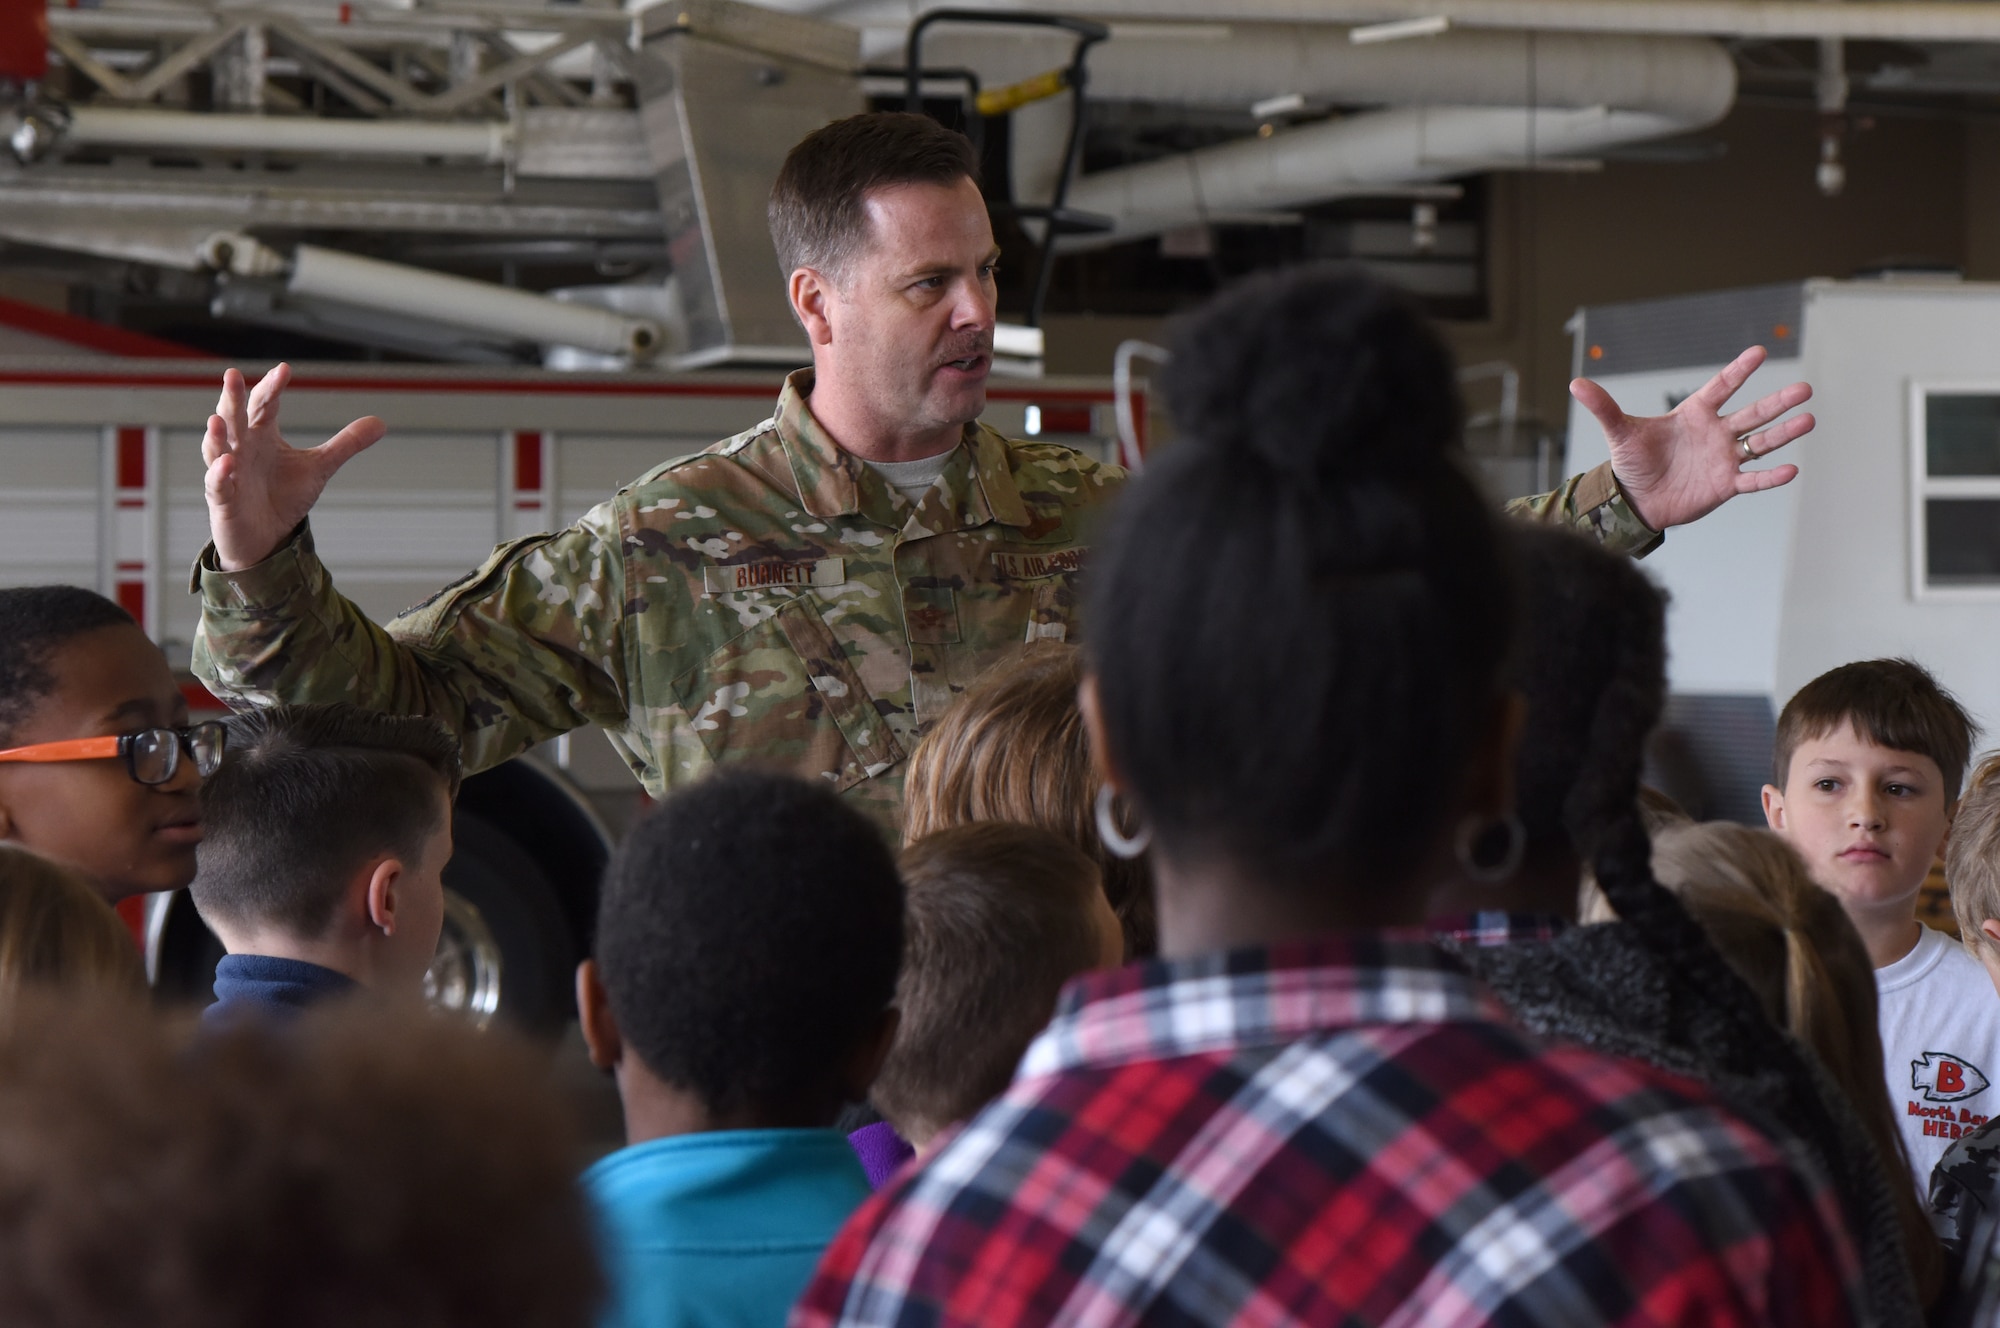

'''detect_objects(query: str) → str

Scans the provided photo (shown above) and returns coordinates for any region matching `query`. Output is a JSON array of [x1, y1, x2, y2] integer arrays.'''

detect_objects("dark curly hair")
[[0, 586, 136, 745], [1084, 265, 1511, 888], [1484, 524, 1940, 1317], [595, 770, 903, 1117]]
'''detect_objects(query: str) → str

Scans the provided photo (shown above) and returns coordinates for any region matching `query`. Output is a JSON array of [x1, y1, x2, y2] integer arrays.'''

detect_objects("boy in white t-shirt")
[[1764, 658, 1986, 1195]]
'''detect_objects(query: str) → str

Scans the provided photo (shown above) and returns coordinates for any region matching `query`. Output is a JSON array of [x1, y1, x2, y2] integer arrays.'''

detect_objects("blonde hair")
[[1651, 821, 1943, 1305], [0, 847, 145, 1007], [902, 649, 1151, 955], [1948, 751, 2000, 949]]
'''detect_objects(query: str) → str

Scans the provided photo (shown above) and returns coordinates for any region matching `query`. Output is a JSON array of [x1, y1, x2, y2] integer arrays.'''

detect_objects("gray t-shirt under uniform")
[[862, 450, 955, 508]]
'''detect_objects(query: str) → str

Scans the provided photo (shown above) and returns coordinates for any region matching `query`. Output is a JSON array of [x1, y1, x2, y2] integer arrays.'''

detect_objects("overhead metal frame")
[[39, 2, 635, 119], [902, 9, 1110, 329]]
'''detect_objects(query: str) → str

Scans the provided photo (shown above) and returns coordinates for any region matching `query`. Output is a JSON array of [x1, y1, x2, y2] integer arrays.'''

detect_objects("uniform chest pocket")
[[961, 546, 1087, 650], [669, 594, 905, 792]]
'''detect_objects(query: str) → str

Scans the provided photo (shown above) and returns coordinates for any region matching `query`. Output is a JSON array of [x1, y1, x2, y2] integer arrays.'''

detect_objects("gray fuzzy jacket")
[[1448, 921, 1924, 1328]]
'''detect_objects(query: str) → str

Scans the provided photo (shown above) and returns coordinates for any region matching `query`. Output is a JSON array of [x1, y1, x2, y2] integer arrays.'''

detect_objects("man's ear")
[[362, 856, 403, 936], [789, 267, 836, 348], [576, 959, 623, 1072], [1980, 919, 2000, 950], [839, 1006, 901, 1104], [1761, 783, 1787, 831]]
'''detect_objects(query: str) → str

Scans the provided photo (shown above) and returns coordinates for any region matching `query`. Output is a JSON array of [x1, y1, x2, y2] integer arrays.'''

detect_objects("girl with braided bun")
[[795, 266, 1864, 1328], [1437, 523, 1937, 1322]]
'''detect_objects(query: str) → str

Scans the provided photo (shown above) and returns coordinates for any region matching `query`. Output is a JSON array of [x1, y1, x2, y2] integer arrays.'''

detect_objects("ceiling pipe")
[[917, 26, 1736, 117], [955, 23, 1733, 242], [67, 108, 511, 160], [1007, 0, 2000, 42], [1060, 104, 1700, 248], [200, 232, 665, 360]]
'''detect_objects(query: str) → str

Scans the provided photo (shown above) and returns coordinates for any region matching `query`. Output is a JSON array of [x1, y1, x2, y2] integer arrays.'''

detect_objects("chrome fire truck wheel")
[[423, 889, 504, 1029]]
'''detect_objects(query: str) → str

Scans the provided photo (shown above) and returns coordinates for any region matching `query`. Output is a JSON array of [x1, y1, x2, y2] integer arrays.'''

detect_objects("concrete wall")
[[1455, 102, 1972, 439]]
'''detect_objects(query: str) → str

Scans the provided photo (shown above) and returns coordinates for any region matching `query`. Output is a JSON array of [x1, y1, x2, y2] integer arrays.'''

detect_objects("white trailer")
[[1565, 278, 2000, 821], [0, 355, 1134, 1026]]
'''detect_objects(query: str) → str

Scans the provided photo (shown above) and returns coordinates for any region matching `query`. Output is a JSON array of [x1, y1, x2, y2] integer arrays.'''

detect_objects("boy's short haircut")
[[1772, 658, 1974, 796], [1948, 752, 2000, 945], [595, 770, 903, 1117], [0, 992, 600, 1328], [870, 823, 1105, 1142], [0, 586, 135, 744], [191, 704, 462, 938]]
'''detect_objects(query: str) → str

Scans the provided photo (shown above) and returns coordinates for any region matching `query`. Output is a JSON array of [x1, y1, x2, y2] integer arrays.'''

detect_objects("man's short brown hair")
[[1772, 658, 1974, 795], [869, 823, 1106, 1144], [768, 111, 980, 281], [1949, 752, 2000, 946], [0, 994, 600, 1328]]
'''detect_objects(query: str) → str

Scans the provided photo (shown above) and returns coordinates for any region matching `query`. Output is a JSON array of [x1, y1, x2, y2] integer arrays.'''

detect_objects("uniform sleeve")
[[1504, 461, 1663, 558], [1929, 1128, 2000, 1270], [190, 511, 632, 777]]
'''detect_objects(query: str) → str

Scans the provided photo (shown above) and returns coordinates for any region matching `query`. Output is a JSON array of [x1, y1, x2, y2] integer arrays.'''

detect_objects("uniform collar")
[[771, 368, 1031, 531]]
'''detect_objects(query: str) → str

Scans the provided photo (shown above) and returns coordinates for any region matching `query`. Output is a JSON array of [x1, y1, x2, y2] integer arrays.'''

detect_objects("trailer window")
[[1918, 391, 2000, 589], [1928, 395, 2000, 475]]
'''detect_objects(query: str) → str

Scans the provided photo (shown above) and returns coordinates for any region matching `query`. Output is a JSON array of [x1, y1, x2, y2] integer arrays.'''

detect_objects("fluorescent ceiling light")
[[1251, 92, 1307, 119], [1349, 15, 1450, 44]]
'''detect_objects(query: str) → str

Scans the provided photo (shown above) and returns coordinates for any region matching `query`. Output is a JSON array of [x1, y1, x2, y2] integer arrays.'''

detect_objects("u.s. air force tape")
[[992, 548, 1085, 579], [702, 557, 846, 597]]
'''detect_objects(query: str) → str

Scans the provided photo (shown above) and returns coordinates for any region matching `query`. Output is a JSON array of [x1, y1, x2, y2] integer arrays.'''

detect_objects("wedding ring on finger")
[[1738, 435, 1756, 463]]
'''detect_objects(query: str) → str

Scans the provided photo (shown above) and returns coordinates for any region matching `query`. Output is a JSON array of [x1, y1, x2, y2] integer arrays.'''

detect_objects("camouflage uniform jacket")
[[191, 369, 1658, 828], [1932, 1117, 2000, 1268]]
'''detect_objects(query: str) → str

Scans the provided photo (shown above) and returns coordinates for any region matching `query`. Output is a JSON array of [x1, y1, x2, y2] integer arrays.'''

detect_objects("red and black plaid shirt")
[[794, 932, 1862, 1327]]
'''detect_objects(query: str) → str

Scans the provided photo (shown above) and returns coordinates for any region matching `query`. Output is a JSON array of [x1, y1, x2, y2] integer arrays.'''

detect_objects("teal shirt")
[[583, 1129, 872, 1328]]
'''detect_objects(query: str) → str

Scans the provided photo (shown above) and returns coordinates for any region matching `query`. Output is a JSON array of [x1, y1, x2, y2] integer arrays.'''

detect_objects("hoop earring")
[[1454, 814, 1526, 884], [1095, 784, 1152, 860]]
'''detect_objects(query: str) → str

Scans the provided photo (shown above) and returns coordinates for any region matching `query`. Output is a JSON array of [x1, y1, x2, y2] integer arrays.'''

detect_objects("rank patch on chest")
[[702, 557, 846, 597], [992, 547, 1086, 580]]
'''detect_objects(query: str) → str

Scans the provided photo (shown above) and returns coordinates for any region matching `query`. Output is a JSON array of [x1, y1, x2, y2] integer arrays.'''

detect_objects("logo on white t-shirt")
[[1913, 1050, 1992, 1103]]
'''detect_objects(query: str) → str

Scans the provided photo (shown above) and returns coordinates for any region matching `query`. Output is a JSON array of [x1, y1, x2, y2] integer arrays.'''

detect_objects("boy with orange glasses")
[[0, 586, 223, 902]]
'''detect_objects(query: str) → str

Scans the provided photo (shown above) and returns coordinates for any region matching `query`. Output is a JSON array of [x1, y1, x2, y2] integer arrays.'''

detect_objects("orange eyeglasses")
[[0, 723, 226, 787]]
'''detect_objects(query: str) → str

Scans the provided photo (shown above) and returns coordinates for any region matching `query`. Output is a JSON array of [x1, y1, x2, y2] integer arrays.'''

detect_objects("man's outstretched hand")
[[201, 363, 387, 572], [1571, 344, 1812, 533]]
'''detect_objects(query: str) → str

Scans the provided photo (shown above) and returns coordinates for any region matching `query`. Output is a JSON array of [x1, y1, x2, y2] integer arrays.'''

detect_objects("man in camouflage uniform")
[[191, 113, 1816, 829]]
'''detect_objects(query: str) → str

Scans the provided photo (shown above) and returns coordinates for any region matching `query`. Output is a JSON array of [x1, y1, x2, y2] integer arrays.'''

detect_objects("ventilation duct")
[[916, 24, 1736, 240]]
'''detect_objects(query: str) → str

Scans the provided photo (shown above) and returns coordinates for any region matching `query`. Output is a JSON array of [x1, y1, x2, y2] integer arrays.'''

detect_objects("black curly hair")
[[1084, 265, 1511, 889], [0, 587, 137, 746], [1498, 523, 1940, 1315], [594, 770, 903, 1118]]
